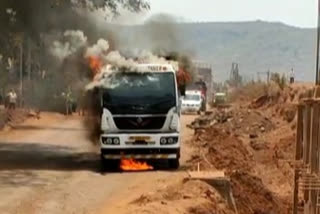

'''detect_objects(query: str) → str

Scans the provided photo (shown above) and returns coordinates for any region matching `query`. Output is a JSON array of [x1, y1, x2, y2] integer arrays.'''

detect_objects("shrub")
[[270, 72, 287, 90]]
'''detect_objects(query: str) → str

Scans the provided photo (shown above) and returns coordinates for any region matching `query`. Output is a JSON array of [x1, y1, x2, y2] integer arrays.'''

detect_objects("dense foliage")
[[0, 0, 149, 110]]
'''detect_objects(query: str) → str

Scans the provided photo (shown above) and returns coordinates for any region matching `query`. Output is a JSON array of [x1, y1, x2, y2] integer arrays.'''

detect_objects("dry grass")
[[228, 82, 270, 102]]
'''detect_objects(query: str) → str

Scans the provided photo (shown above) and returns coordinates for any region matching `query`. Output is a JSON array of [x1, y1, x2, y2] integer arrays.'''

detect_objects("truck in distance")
[[181, 90, 203, 114], [99, 64, 181, 170]]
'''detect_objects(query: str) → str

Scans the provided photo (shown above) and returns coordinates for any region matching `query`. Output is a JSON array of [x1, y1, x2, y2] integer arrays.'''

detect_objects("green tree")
[[0, 0, 150, 111], [0, 0, 149, 55]]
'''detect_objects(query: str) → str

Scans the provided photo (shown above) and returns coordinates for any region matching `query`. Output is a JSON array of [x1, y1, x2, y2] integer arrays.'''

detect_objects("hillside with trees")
[[114, 21, 316, 81]]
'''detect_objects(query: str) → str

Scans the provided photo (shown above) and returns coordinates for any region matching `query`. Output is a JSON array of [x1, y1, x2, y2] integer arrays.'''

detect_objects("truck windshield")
[[102, 72, 176, 114], [184, 94, 201, 101]]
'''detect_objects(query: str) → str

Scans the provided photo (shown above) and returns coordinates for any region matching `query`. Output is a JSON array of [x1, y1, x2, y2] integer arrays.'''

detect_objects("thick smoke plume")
[[0, 0, 150, 111], [48, 15, 193, 144], [85, 39, 109, 58], [1, 0, 193, 145], [81, 36, 179, 91], [45, 29, 182, 144], [51, 30, 88, 60]]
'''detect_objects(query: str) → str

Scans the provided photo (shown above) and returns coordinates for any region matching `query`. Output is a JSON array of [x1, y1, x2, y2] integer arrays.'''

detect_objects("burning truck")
[[87, 62, 182, 170]]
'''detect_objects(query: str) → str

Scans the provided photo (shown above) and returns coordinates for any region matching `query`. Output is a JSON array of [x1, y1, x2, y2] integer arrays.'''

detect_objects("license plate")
[[129, 136, 151, 141], [132, 141, 148, 145]]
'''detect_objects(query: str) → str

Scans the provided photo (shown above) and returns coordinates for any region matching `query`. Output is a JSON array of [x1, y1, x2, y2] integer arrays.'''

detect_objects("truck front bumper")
[[101, 148, 180, 159], [181, 106, 201, 113], [100, 133, 180, 160]]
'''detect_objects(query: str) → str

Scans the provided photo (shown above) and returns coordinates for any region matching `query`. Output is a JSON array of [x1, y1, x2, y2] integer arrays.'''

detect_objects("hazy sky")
[[147, 0, 317, 28]]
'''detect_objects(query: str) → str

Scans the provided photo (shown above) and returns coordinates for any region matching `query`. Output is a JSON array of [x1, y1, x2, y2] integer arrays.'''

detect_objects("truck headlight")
[[160, 138, 167, 144], [106, 138, 113, 144], [102, 137, 120, 145], [170, 114, 180, 131], [160, 137, 179, 145], [113, 138, 120, 145]]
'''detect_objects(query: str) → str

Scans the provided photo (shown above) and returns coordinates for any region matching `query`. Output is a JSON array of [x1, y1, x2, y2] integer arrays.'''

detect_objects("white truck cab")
[[99, 64, 181, 169], [181, 90, 203, 114]]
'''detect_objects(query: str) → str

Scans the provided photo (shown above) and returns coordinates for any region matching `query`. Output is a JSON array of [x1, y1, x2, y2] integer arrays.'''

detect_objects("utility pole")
[[27, 37, 31, 81], [229, 62, 241, 87], [19, 41, 23, 107], [316, 0, 320, 84]]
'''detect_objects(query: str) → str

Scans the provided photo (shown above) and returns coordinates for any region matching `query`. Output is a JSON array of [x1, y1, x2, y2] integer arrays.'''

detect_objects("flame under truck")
[[99, 64, 181, 170]]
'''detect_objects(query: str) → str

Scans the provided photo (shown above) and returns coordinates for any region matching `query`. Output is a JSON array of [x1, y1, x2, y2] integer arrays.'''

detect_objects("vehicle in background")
[[192, 60, 212, 104], [186, 81, 207, 111], [181, 90, 203, 114], [212, 92, 228, 107], [99, 64, 181, 170]]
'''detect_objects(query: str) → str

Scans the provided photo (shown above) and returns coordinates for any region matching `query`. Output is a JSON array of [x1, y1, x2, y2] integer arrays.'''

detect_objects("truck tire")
[[100, 155, 119, 172], [168, 158, 180, 170]]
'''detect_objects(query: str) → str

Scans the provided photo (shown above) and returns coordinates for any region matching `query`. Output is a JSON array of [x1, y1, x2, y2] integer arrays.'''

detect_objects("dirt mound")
[[274, 134, 295, 160], [250, 83, 312, 108], [190, 108, 274, 139], [184, 83, 300, 214], [278, 104, 296, 123], [228, 82, 270, 103], [249, 84, 315, 124], [191, 127, 253, 172], [230, 170, 289, 214], [272, 134, 295, 184], [219, 109, 274, 135], [129, 179, 235, 214], [188, 110, 233, 128]]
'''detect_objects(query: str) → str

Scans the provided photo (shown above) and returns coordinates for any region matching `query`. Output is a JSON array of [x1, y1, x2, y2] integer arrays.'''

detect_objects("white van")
[[181, 90, 203, 114]]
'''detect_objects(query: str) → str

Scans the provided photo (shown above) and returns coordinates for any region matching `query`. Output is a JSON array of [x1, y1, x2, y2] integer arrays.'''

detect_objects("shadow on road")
[[0, 142, 187, 188], [11, 125, 85, 131], [0, 142, 100, 172]]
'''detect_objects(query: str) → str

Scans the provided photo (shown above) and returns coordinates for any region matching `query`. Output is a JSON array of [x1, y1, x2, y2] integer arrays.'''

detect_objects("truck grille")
[[113, 116, 166, 130]]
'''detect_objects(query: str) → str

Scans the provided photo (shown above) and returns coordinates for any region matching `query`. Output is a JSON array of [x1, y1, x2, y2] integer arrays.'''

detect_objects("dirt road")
[[0, 113, 196, 214]]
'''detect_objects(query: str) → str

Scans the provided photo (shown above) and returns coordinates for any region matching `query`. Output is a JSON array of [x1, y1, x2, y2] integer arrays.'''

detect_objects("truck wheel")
[[100, 155, 119, 172], [168, 158, 180, 170]]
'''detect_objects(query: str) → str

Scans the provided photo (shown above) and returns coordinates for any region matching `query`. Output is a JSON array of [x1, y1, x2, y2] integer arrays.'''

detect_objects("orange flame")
[[120, 158, 154, 171], [87, 56, 102, 77]]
